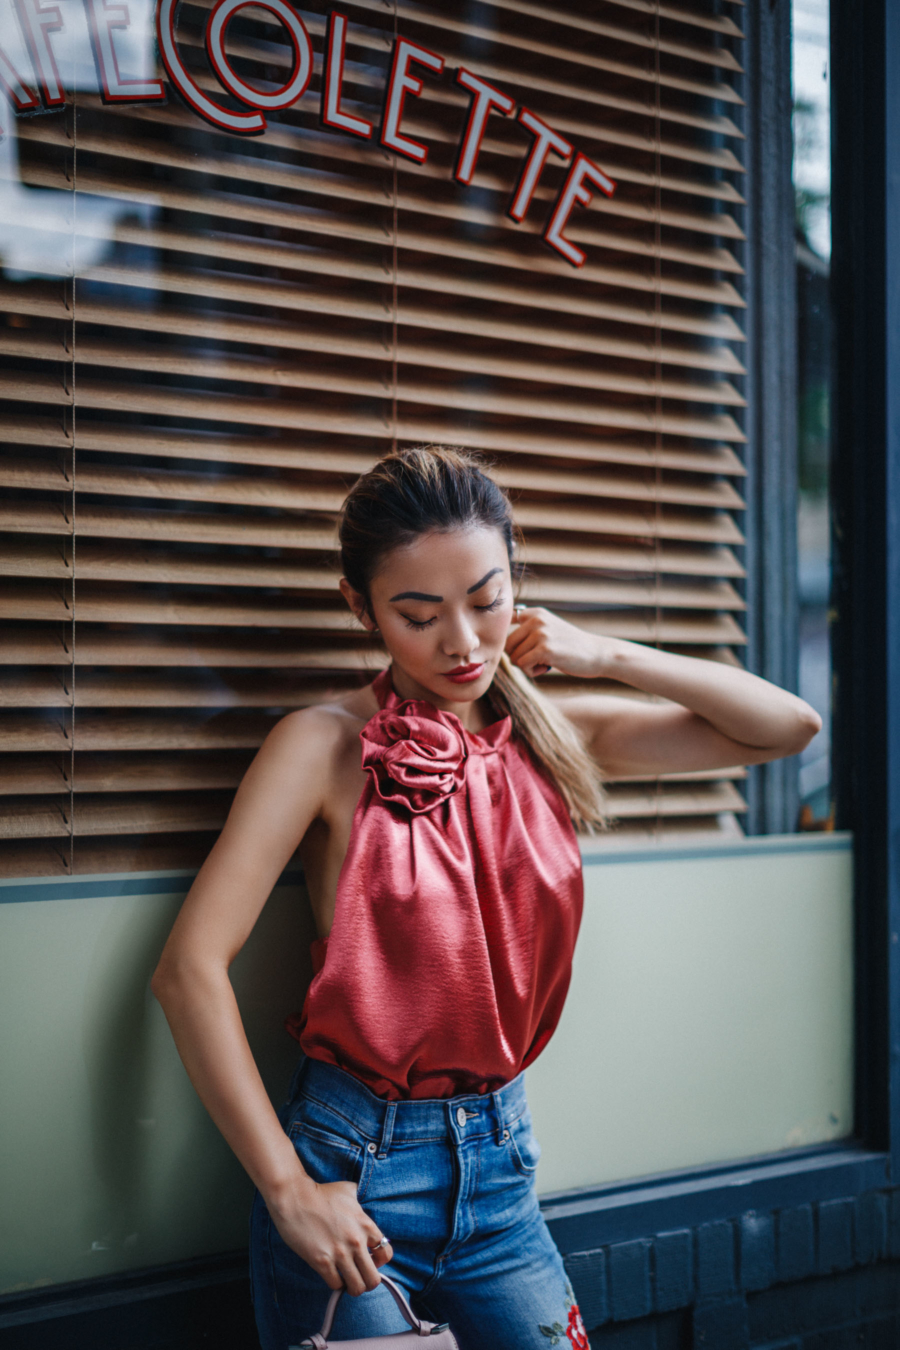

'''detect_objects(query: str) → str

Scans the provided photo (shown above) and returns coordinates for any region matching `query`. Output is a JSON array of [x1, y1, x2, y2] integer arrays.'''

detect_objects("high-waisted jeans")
[[249, 1057, 587, 1350]]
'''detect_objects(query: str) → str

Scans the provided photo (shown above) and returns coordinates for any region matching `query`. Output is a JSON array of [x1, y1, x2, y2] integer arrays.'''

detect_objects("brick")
[[692, 1296, 749, 1349], [652, 1229, 692, 1313], [565, 1248, 609, 1331], [607, 1239, 653, 1323], [855, 1261, 900, 1319], [886, 1188, 900, 1259], [739, 1210, 776, 1292], [800, 1331, 865, 1349], [696, 1219, 736, 1299], [777, 1205, 815, 1284], [866, 1312, 900, 1348], [817, 1198, 855, 1275], [748, 1270, 858, 1341], [587, 1320, 658, 1349], [853, 1192, 887, 1266]]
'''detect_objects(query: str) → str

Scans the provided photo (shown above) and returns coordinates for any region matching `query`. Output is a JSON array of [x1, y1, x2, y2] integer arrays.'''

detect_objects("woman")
[[152, 447, 820, 1350]]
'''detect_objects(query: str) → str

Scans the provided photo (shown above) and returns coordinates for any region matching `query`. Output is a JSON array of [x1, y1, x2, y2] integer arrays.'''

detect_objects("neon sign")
[[1, 0, 618, 267]]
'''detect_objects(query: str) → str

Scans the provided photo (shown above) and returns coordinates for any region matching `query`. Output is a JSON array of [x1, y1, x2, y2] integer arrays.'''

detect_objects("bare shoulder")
[[258, 683, 380, 774]]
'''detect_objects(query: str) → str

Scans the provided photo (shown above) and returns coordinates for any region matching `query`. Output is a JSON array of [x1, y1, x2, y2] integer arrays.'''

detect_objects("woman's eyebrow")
[[389, 568, 502, 603], [467, 567, 502, 594]]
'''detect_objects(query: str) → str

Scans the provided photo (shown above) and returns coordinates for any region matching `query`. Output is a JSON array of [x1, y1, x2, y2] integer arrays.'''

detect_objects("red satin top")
[[291, 668, 584, 1099]]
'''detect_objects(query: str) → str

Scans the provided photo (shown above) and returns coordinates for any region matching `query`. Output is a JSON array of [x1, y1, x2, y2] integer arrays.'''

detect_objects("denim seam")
[[356, 1143, 372, 1203]]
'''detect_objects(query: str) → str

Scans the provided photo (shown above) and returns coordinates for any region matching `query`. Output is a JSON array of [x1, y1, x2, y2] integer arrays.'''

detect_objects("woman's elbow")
[[150, 953, 177, 1006], [779, 702, 823, 757], [150, 945, 197, 1006]]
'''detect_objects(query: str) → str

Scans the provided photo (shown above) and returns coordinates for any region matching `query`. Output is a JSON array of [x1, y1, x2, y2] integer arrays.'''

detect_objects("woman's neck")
[[387, 663, 492, 732]]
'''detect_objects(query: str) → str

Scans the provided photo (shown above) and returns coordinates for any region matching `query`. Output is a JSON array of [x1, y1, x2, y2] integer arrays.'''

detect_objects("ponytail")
[[490, 654, 606, 834]]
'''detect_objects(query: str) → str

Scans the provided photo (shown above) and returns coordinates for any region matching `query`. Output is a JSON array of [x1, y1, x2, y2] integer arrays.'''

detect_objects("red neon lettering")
[[207, 0, 311, 111], [321, 11, 371, 139], [0, 44, 40, 110], [12, 0, 64, 106], [453, 67, 515, 186], [379, 37, 444, 164], [543, 151, 617, 268], [84, 0, 165, 103], [156, 0, 264, 133], [508, 108, 572, 224]]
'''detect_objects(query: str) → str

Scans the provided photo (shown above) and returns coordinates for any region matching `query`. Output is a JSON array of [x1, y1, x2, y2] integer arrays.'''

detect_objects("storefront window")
[[2, 0, 760, 873]]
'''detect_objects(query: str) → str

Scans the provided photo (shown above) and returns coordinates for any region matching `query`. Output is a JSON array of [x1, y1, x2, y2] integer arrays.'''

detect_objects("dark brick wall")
[[564, 1186, 900, 1350]]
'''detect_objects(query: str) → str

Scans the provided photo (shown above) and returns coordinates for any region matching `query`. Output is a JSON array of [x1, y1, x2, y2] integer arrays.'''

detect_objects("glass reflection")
[[792, 0, 832, 827]]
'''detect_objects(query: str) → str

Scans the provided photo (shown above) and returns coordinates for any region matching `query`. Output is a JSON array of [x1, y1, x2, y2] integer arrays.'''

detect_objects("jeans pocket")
[[290, 1112, 372, 1198], [507, 1112, 542, 1176]]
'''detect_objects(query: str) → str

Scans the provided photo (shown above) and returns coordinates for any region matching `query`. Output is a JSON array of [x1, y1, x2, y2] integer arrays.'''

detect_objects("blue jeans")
[[250, 1057, 585, 1350]]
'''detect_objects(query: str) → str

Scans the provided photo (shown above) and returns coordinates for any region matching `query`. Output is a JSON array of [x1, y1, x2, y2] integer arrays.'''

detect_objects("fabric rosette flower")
[[360, 701, 469, 814]]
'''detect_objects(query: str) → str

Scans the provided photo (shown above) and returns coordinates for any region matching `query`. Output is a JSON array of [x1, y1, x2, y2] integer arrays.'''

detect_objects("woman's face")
[[343, 525, 515, 711]]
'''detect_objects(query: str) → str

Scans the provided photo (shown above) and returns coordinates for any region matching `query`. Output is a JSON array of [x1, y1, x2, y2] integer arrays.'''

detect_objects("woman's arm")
[[505, 608, 822, 776], [151, 706, 391, 1294]]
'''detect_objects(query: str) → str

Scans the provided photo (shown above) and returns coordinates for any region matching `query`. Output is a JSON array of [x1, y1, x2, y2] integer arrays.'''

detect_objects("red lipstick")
[[443, 662, 485, 684]]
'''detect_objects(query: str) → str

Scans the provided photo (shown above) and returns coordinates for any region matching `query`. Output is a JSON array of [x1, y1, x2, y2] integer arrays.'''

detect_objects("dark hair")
[[339, 445, 518, 615], [338, 445, 606, 832]]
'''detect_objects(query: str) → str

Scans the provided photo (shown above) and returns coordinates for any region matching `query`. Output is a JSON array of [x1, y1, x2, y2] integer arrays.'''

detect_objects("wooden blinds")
[[0, 0, 747, 877]]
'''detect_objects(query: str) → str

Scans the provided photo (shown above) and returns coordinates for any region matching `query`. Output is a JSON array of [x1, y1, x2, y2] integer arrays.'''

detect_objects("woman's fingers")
[[354, 1244, 384, 1293], [371, 1239, 393, 1269], [320, 1260, 345, 1292], [509, 634, 549, 672], [337, 1252, 369, 1297]]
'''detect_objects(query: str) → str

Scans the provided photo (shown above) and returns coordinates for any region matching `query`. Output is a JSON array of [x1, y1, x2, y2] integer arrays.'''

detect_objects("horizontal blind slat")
[[0, 459, 747, 512], [0, 417, 747, 477], [0, 330, 747, 408], [0, 283, 746, 375]]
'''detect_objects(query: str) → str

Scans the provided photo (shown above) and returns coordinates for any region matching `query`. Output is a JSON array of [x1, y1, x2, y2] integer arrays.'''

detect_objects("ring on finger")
[[367, 1236, 390, 1254]]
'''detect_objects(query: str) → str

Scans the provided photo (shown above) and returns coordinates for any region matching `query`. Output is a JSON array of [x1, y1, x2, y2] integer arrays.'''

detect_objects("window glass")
[[793, 0, 833, 828], [0, 0, 751, 874]]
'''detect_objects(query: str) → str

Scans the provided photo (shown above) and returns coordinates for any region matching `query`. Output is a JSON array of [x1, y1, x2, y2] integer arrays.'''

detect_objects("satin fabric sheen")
[[292, 668, 584, 1099]]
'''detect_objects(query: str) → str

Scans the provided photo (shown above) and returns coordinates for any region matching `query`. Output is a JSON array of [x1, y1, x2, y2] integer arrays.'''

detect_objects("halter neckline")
[[371, 667, 512, 754]]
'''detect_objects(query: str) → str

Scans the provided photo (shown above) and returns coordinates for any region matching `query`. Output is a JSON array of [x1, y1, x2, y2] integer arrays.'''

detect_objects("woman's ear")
[[339, 578, 377, 631]]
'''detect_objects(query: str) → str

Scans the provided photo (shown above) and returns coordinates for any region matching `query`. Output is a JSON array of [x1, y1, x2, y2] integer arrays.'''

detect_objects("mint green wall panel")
[[527, 834, 855, 1194], [0, 877, 312, 1296], [0, 835, 854, 1294]]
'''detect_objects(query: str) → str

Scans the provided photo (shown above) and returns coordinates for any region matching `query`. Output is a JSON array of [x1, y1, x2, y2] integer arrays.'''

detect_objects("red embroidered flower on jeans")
[[360, 701, 469, 814], [566, 1304, 589, 1350]]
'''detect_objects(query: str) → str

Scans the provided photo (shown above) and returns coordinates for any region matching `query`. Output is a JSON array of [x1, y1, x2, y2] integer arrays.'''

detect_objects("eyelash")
[[403, 596, 504, 631]]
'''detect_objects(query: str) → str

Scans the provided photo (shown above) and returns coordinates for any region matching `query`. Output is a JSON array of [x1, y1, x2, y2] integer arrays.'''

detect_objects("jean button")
[[456, 1106, 467, 1128]]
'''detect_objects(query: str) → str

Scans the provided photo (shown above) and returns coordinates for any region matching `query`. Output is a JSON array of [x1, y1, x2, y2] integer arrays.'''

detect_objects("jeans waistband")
[[292, 1056, 529, 1147]]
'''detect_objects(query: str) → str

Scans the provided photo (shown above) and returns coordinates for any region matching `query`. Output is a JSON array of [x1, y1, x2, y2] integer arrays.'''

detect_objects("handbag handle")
[[306, 1271, 439, 1343]]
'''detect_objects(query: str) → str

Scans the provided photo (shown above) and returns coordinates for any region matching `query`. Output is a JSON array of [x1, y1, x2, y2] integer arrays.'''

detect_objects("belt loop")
[[377, 1101, 397, 1159], [492, 1089, 506, 1144], [288, 1052, 308, 1102]]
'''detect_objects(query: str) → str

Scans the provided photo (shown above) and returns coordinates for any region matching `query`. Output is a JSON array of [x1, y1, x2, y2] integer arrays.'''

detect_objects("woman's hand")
[[506, 607, 607, 679], [267, 1171, 393, 1295]]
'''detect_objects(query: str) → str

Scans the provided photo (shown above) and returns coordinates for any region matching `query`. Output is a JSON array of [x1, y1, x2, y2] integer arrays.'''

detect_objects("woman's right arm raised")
[[151, 706, 391, 1294]]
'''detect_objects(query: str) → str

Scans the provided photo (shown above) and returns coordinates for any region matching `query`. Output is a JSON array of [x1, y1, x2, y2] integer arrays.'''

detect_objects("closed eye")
[[475, 594, 504, 612], [401, 614, 437, 630]]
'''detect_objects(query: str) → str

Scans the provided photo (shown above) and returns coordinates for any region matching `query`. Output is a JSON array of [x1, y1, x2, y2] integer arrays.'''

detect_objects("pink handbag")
[[291, 1272, 459, 1349]]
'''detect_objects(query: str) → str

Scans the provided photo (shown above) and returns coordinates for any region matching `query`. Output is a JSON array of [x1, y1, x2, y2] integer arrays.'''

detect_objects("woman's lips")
[[443, 662, 486, 684]]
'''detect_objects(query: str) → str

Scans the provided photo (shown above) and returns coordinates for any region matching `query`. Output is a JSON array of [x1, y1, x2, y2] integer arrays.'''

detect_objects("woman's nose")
[[442, 611, 478, 658]]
